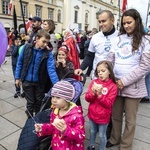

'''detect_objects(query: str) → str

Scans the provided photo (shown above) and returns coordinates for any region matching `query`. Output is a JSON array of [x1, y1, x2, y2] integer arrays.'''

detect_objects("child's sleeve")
[[37, 123, 54, 137], [15, 45, 25, 79], [61, 115, 85, 143], [47, 52, 59, 84], [85, 80, 97, 103]]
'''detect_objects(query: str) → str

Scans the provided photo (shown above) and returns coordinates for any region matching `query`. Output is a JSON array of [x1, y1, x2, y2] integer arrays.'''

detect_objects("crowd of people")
[[4, 8, 150, 150]]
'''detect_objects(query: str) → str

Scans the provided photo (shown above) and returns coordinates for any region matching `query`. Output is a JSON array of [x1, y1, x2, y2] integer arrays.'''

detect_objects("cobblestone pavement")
[[0, 57, 150, 150]]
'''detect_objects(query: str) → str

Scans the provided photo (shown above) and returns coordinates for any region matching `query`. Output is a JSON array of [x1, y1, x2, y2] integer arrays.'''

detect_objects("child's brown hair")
[[36, 29, 50, 40], [94, 60, 116, 83]]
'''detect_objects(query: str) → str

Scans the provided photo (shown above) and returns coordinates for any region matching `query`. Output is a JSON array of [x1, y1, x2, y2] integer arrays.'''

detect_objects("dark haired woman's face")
[[122, 16, 136, 35], [43, 21, 50, 31]]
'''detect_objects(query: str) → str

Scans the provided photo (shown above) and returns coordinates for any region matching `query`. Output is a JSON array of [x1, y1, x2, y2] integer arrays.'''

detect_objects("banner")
[[122, 0, 127, 13], [8, 0, 12, 15]]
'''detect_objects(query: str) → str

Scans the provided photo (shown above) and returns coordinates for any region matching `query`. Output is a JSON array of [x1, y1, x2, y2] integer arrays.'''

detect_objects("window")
[[48, 0, 53, 4], [35, 6, 42, 17], [48, 8, 53, 20], [74, 10, 78, 23], [57, 9, 61, 22], [85, 12, 88, 24], [22, 3, 27, 17], [2, 0, 9, 14]]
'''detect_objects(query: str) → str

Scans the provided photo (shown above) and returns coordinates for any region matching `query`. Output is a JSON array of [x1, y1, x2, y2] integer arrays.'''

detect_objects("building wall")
[[0, 0, 119, 34]]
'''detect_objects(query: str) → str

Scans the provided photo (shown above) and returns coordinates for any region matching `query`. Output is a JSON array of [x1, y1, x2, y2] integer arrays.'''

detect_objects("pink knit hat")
[[51, 81, 75, 102]]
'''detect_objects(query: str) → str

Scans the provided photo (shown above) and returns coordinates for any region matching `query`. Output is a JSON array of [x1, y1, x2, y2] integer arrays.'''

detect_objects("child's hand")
[[91, 84, 97, 95], [52, 118, 66, 133], [15, 79, 21, 88], [92, 82, 103, 96], [61, 59, 66, 67], [34, 123, 42, 132]]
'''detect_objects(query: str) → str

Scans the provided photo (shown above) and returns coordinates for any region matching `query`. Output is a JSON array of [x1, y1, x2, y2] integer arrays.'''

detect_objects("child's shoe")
[[21, 92, 25, 98], [87, 146, 95, 150], [14, 92, 20, 98]]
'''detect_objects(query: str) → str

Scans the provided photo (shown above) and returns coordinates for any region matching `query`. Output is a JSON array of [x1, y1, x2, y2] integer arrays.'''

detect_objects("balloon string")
[[0, 66, 37, 124]]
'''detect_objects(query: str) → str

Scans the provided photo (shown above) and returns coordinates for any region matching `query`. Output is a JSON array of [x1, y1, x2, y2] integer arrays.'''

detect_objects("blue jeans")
[[145, 72, 150, 98], [12, 66, 20, 92], [89, 119, 108, 150]]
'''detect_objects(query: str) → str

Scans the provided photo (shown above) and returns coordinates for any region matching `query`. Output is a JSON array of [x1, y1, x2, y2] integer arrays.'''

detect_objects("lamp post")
[[146, 0, 150, 27]]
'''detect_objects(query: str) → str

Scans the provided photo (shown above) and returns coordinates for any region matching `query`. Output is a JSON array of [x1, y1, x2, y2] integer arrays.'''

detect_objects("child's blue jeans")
[[89, 119, 108, 150]]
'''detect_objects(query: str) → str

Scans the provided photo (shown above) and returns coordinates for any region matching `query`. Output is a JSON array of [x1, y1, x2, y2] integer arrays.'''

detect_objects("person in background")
[[79, 31, 87, 59], [43, 19, 58, 59], [35, 80, 85, 150], [63, 29, 81, 81], [84, 28, 98, 77], [85, 60, 118, 150], [55, 33, 63, 49], [15, 30, 59, 118], [28, 16, 42, 43], [11, 35, 22, 98], [106, 9, 150, 150], [56, 45, 74, 80]]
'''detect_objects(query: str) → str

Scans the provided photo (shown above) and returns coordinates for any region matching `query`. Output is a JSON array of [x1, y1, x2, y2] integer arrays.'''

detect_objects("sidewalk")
[[0, 57, 150, 150]]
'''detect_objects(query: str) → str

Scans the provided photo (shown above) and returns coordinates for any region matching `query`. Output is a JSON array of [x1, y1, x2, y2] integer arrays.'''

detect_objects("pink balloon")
[[0, 22, 8, 65]]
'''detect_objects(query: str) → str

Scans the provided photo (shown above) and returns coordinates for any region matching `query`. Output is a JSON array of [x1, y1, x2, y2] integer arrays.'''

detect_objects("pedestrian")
[[43, 19, 58, 59], [84, 28, 98, 77], [35, 80, 85, 150], [106, 9, 150, 150], [63, 29, 81, 81], [15, 29, 59, 118], [28, 16, 42, 43], [74, 10, 119, 79], [85, 60, 118, 150], [56, 45, 74, 80], [11, 35, 22, 98], [74, 10, 119, 139]]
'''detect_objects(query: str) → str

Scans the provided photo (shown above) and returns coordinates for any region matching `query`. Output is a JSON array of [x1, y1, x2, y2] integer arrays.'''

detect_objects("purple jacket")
[[38, 103, 85, 150]]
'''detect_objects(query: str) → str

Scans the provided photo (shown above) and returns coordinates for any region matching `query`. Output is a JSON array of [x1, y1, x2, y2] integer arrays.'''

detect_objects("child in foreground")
[[85, 60, 118, 150], [35, 80, 85, 150]]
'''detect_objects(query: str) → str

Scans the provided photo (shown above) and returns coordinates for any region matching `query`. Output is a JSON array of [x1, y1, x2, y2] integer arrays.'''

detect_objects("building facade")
[[0, 0, 120, 33]]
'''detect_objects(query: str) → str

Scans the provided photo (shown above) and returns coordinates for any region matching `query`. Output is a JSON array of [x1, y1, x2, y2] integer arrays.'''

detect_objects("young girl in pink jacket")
[[35, 80, 85, 150], [85, 60, 118, 150]]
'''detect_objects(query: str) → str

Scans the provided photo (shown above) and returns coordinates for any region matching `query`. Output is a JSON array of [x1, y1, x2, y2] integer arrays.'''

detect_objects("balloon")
[[0, 22, 8, 65]]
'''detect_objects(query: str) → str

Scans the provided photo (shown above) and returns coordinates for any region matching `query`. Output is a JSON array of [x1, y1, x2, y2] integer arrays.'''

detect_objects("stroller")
[[17, 74, 86, 150]]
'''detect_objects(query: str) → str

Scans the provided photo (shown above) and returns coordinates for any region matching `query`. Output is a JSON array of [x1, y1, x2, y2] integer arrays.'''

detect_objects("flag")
[[122, 0, 127, 13], [13, 5, 18, 37], [26, 14, 32, 31], [8, 0, 12, 15]]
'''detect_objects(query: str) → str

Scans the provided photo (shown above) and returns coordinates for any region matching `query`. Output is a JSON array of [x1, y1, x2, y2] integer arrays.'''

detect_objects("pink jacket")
[[85, 78, 118, 124], [38, 103, 85, 150], [107, 35, 150, 98]]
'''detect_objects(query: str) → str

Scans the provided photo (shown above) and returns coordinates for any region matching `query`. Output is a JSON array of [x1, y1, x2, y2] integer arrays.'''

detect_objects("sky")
[[127, 0, 150, 26]]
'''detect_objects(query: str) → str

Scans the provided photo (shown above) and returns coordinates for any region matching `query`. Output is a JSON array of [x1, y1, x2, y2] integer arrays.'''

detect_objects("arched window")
[[57, 9, 61, 22]]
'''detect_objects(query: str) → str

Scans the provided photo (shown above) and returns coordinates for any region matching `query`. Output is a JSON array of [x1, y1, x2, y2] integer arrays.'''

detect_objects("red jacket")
[[63, 37, 81, 80], [85, 78, 118, 124]]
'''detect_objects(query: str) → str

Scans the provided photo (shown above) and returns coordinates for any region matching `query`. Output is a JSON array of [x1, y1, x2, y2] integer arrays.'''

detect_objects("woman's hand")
[[117, 80, 124, 89]]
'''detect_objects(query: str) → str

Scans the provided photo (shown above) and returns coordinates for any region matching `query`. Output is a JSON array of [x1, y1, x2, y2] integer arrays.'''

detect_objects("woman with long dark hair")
[[106, 9, 150, 150]]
